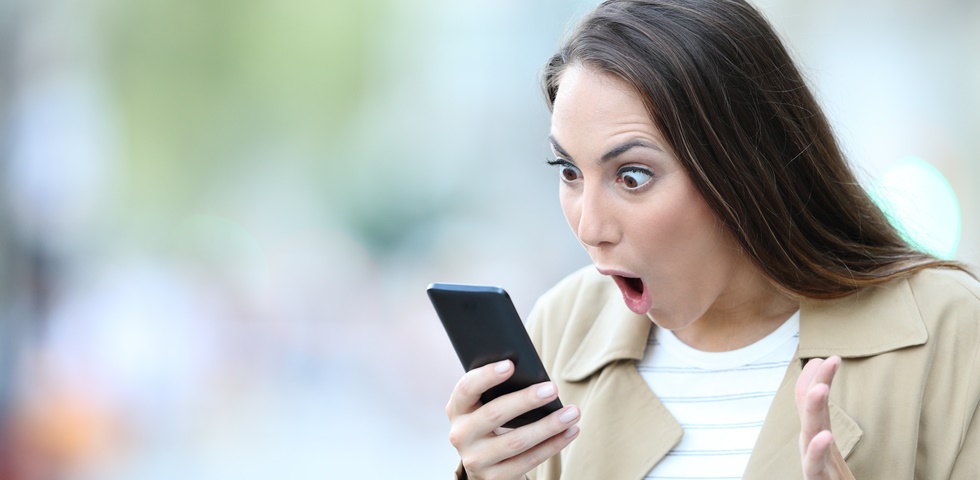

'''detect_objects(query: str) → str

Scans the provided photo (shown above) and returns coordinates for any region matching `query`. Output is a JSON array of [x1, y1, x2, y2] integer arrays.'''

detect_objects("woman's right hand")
[[446, 359, 582, 480]]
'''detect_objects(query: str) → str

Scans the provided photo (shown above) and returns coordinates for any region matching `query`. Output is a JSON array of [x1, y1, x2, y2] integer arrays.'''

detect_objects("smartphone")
[[427, 283, 563, 428]]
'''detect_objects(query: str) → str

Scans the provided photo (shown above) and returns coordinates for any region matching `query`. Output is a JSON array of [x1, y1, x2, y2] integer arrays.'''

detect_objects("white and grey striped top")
[[638, 311, 800, 480]]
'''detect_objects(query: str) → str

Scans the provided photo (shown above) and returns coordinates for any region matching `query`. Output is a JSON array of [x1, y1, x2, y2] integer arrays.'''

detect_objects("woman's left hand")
[[794, 356, 855, 480]]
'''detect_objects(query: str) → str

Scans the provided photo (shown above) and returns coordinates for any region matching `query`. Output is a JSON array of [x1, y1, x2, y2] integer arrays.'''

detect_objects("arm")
[[949, 408, 980, 479], [948, 324, 980, 479]]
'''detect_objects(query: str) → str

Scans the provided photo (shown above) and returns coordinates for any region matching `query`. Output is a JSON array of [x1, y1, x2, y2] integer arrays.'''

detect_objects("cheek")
[[674, 181, 716, 231], [670, 205, 728, 271], [634, 189, 719, 256], [558, 190, 580, 229], [686, 196, 723, 241]]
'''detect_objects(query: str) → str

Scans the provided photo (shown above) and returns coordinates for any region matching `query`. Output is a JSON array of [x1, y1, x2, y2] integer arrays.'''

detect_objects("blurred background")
[[0, 0, 977, 478]]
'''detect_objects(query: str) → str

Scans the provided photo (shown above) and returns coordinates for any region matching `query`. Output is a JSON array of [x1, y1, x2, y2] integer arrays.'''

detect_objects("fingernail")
[[494, 360, 510, 374], [564, 425, 580, 439], [537, 383, 555, 398], [559, 406, 580, 424]]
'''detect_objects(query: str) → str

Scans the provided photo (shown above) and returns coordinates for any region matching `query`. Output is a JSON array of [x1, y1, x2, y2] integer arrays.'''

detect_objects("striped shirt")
[[638, 311, 800, 480]]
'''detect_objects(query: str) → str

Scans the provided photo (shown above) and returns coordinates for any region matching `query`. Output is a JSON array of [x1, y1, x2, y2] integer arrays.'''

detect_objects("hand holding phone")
[[428, 283, 562, 428], [431, 283, 581, 479]]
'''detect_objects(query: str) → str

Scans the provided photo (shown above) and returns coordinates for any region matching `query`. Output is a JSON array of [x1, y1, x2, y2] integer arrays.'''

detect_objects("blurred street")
[[0, 0, 978, 478]]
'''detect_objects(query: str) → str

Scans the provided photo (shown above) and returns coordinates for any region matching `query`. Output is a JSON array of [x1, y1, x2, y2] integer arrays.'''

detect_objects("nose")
[[571, 184, 620, 249]]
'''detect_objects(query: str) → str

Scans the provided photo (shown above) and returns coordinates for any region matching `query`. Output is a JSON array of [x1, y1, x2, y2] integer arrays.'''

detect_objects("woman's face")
[[549, 65, 758, 335]]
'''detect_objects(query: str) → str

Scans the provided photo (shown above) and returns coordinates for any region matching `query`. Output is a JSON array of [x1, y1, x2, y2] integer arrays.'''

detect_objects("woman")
[[445, 1, 980, 479]]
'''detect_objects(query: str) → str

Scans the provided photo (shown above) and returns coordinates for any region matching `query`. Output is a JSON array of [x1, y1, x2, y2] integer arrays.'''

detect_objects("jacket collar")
[[798, 276, 927, 359], [559, 275, 927, 382], [559, 294, 650, 382]]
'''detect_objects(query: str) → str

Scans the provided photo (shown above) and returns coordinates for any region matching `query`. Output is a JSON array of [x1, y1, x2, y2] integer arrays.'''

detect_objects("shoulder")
[[905, 267, 980, 346], [903, 268, 980, 452], [799, 267, 980, 358], [905, 267, 980, 308]]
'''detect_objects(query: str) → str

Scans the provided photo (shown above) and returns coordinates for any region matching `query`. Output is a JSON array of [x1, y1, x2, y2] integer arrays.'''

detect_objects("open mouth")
[[622, 276, 643, 295], [612, 274, 652, 315]]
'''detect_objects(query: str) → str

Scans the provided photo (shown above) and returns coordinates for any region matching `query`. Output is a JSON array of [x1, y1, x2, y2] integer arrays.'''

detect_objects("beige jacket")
[[514, 266, 980, 480]]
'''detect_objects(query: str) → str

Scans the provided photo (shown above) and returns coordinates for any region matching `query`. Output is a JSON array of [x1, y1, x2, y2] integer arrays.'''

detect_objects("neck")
[[670, 272, 799, 353]]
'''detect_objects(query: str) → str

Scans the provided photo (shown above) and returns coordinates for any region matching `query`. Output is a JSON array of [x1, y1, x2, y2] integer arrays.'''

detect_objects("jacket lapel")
[[558, 299, 682, 480], [562, 362, 683, 480], [741, 354, 863, 478], [745, 276, 926, 478]]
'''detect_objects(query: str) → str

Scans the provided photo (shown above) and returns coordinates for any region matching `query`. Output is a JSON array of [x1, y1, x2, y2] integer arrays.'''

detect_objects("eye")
[[618, 167, 653, 190], [547, 159, 582, 183]]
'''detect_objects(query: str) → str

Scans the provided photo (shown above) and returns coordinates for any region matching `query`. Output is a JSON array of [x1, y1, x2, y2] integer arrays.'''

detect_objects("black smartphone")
[[427, 283, 563, 428]]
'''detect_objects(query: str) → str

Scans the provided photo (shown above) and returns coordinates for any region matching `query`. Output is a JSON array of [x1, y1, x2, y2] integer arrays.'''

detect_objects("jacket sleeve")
[[949, 412, 979, 479], [524, 298, 547, 480], [948, 302, 980, 479]]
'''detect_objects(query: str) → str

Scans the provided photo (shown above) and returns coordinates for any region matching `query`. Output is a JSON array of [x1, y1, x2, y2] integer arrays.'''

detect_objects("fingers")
[[800, 382, 831, 451], [802, 430, 835, 478], [795, 357, 822, 407], [812, 356, 840, 391], [795, 356, 840, 436], [476, 404, 580, 465], [802, 430, 854, 480], [467, 381, 561, 435], [796, 356, 850, 480], [463, 405, 582, 478], [795, 356, 839, 407], [447, 360, 581, 479], [447, 360, 515, 420], [451, 378, 567, 452], [494, 422, 581, 479]]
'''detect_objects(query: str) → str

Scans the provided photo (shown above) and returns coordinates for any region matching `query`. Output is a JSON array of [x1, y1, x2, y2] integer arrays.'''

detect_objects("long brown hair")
[[543, 0, 970, 299]]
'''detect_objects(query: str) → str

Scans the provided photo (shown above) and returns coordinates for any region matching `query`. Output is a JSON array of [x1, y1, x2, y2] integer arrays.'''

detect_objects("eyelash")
[[546, 158, 582, 183], [546, 158, 572, 169], [617, 166, 654, 190], [546, 158, 654, 191]]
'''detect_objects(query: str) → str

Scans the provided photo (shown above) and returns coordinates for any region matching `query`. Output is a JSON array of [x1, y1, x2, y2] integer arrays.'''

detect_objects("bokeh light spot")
[[869, 156, 962, 259]]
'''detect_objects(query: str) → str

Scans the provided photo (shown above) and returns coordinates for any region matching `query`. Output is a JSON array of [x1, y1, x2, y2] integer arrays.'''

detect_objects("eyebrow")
[[549, 135, 662, 164]]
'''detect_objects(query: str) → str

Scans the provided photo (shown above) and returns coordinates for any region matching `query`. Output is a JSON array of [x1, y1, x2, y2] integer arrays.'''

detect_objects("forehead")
[[549, 65, 664, 153], [552, 65, 648, 122]]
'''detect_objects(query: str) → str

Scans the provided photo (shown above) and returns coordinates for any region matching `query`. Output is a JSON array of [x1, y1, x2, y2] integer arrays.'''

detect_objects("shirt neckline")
[[651, 310, 800, 370]]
